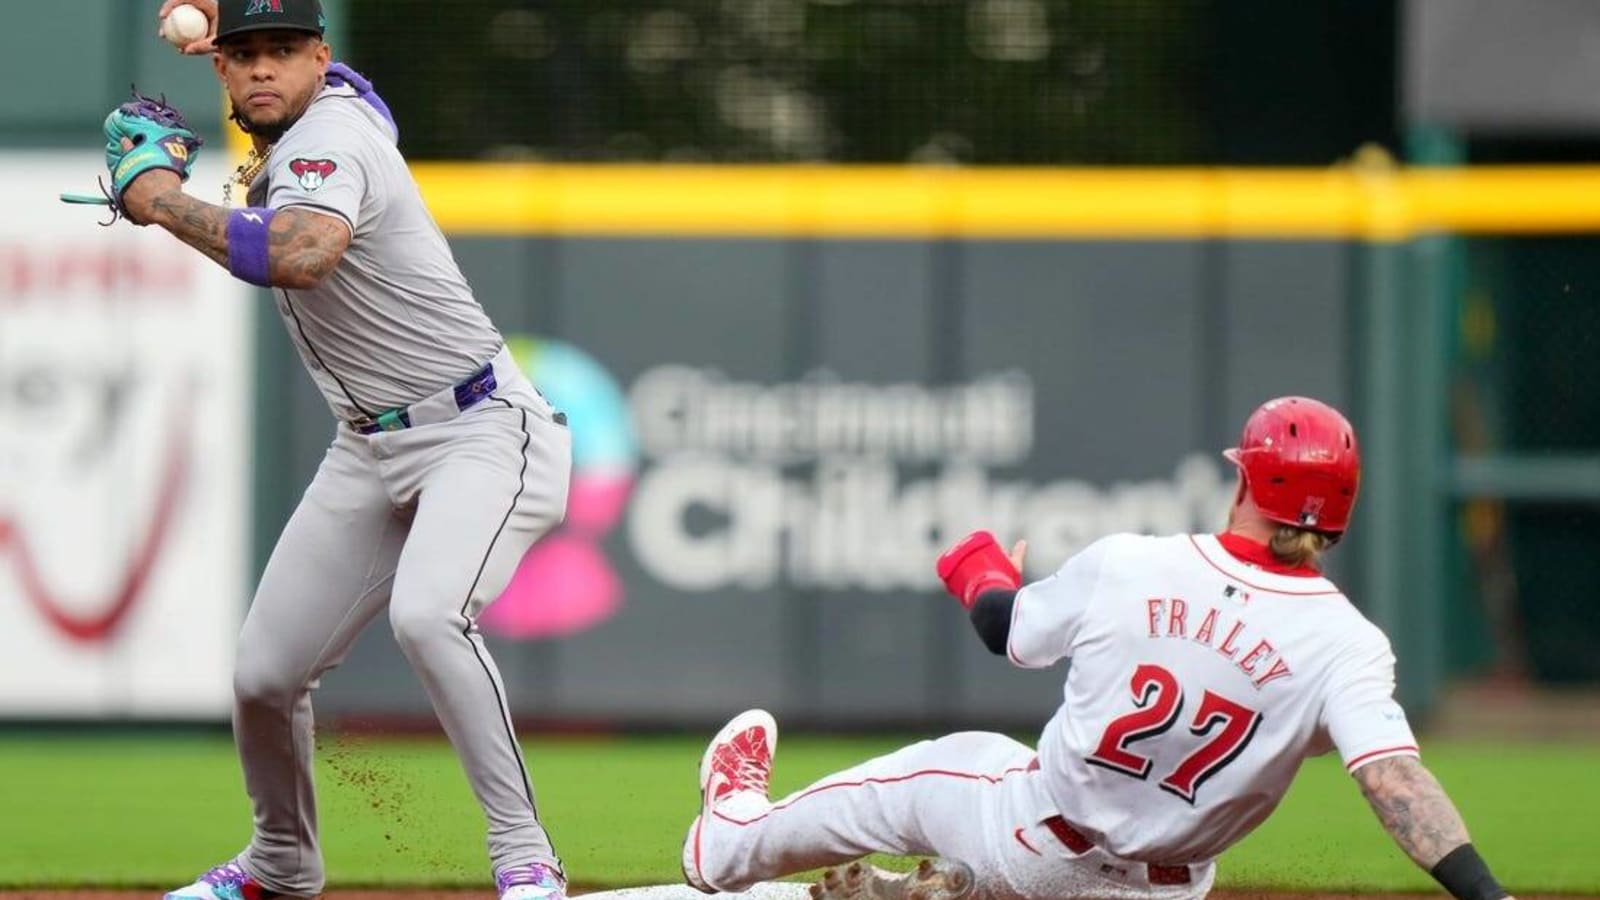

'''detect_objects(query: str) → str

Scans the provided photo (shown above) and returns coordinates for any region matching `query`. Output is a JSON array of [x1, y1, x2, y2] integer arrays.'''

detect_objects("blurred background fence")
[[347, 0, 1394, 166], [1, 0, 1597, 729]]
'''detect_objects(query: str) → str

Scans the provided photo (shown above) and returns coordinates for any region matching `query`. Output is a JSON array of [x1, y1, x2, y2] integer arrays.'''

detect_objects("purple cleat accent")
[[495, 862, 567, 900], [164, 858, 291, 900]]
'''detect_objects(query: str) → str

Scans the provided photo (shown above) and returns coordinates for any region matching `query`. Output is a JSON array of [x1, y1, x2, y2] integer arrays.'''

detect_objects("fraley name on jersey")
[[1144, 597, 1292, 689]]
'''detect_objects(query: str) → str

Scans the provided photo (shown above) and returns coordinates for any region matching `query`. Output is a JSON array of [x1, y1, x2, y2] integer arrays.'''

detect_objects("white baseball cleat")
[[809, 859, 975, 900], [682, 709, 780, 894]]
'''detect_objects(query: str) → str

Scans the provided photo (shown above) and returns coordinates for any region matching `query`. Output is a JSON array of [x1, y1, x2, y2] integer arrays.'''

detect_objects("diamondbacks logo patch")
[[245, 0, 284, 15], [289, 158, 336, 192]]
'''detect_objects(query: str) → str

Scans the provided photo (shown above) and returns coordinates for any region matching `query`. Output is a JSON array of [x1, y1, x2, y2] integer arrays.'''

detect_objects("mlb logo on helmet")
[[1298, 495, 1326, 527], [245, 0, 284, 14]]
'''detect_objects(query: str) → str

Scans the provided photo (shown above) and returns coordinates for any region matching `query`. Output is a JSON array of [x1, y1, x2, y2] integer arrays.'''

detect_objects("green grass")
[[0, 733, 1595, 891]]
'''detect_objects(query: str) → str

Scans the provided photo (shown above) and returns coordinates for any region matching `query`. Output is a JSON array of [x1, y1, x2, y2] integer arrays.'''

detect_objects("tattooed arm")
[[122, 171, 350, 289], [1353, 757, 1512, 899], [1353, 756, 1469, 868]]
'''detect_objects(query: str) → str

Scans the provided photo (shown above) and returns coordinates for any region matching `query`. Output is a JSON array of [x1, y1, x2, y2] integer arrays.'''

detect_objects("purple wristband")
[[227, 207, 275, 287]]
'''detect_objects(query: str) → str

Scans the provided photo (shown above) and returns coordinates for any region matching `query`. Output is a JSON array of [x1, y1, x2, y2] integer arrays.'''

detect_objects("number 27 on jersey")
[[1087, 663, 1263, 805]]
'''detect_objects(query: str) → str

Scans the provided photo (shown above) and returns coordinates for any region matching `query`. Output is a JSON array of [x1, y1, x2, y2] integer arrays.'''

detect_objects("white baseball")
[[160, 4, 210, 48]]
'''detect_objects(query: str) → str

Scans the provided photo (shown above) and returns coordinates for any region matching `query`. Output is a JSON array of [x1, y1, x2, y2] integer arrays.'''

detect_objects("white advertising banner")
[[0, 152, 249, 718]]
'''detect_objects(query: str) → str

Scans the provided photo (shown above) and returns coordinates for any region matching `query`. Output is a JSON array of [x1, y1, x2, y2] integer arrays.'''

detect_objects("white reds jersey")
[[1014, 532, 1419, 865]]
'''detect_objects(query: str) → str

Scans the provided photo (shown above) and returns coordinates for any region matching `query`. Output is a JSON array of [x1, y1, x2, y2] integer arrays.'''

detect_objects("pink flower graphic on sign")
[[479, 336, 637, 640]]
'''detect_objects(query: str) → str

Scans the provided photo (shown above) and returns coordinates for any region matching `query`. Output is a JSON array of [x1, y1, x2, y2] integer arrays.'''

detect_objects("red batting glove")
[[936, 530, 1021, 610]]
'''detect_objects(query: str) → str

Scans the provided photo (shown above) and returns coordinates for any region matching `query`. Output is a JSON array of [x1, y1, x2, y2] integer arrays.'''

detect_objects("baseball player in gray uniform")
[[112, 2, 571, 898]]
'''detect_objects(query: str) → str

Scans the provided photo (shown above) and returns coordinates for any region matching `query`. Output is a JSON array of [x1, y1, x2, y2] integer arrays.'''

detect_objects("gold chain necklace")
[[223, 145, 274, 207]]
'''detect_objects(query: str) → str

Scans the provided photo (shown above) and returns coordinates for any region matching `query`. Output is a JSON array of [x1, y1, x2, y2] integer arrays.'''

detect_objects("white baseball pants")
[[694, 731, 1215, 900]]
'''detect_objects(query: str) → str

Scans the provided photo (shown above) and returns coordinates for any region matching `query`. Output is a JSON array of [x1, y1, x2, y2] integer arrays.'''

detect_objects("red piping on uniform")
[[1187, 536, 1342, 597], [1344, 745, 1420, 772], [1013, 828, 1041, 856], [711, 765, 1035, 827]]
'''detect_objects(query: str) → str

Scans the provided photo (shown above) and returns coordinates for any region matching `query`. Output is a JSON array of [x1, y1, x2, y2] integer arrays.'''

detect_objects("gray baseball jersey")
[[247, 83, 502, 419], [232, 80, 571, 894]]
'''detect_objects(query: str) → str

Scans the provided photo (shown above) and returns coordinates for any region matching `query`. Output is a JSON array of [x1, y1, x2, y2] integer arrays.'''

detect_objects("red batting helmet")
[[1223, 396, 1360, 534]]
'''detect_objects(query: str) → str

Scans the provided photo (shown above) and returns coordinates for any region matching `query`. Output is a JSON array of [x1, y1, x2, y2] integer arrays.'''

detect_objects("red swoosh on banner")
[[0, 419, 191, 643]]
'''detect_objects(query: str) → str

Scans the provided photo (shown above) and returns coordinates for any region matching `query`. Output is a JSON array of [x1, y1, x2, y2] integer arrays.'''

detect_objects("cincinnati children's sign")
[[624, 365, 1235, 593]]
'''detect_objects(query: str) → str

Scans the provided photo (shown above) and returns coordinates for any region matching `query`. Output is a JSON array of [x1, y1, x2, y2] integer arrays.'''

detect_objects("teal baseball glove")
[[61, 89, 204, 225]]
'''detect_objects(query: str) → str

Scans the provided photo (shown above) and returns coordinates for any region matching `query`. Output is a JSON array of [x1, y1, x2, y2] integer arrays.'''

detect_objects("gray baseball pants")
[[232, 366, 571, 895]]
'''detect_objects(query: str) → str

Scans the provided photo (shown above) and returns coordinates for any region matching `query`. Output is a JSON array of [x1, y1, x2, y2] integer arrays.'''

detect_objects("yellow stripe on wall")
[[408, 163, 1600, 240]]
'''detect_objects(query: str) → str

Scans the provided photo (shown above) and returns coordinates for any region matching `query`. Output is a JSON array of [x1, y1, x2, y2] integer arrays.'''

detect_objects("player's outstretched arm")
[[125, 170, 350, 289], [1353, 756, 1513, 900], [936, 532, 1024, 655]]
